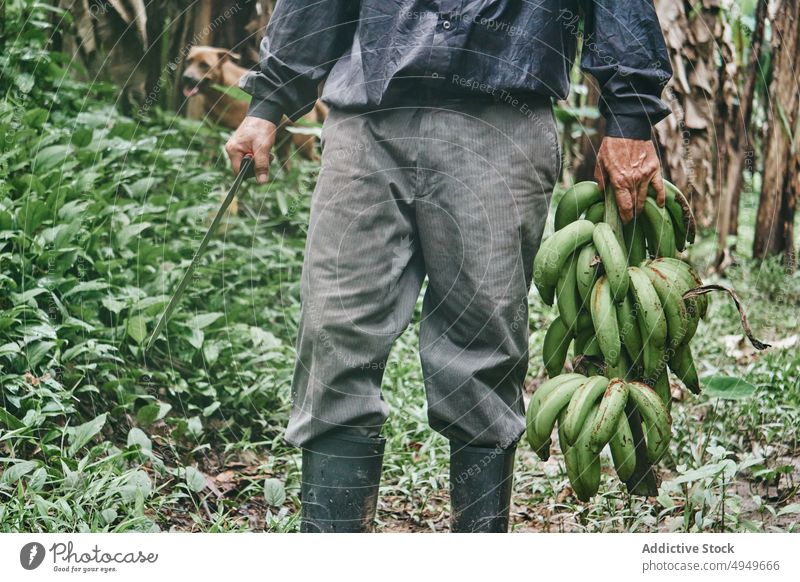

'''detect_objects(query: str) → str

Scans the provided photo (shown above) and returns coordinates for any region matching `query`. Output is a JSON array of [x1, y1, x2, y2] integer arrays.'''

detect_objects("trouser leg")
[[286, 107, 425, 447], [414, 98, 559, 532], [416, 98, 560, 448]]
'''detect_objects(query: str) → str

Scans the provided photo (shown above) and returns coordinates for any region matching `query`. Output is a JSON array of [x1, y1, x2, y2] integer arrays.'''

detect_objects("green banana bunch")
[[529, 179, 713, 501]]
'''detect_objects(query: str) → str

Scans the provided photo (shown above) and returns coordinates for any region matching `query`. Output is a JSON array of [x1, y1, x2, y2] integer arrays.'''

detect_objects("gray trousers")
[[287, 97, 560, 448]]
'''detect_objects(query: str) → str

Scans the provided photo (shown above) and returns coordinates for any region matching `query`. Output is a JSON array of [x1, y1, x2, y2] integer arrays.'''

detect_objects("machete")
[[146, 155, 255, 352]]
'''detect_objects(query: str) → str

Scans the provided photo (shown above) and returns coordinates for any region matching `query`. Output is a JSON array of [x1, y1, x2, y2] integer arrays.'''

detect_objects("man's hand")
[[594, 137, 665, 224], [225, 116, 277, 184]]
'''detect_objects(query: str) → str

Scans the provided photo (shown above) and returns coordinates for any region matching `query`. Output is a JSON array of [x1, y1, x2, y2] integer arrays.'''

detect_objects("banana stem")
[[622, 402, 658, 496]]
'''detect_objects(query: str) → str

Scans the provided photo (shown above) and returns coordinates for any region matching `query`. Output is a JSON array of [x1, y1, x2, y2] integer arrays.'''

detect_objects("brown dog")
[[182, 46, 326, 164]]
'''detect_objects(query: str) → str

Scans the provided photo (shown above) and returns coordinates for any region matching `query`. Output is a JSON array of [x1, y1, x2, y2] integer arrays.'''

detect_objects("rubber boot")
[[449, 440, 516, 533], [300, 433, 385, 532]]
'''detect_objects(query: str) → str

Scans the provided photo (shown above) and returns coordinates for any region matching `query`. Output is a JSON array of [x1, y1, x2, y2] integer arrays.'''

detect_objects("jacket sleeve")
[[239, 0, 360, 125], [580, 0, 672, 139]]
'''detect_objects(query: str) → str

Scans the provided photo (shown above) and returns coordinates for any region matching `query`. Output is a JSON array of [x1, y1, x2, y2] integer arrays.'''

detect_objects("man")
[[226, 0, 671, 533]]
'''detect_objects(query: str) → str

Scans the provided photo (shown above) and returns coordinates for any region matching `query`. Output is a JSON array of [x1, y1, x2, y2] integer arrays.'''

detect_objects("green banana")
[[562, 376, 609, 446], [556, 254, 581, 331], [651, 257, 708, 318], [534, 376, 586, 447], [593, 222, 630, 301], [576, 311, 593, 333], [617, 294, 644, 364], [668, 342, 701, 394], [628, 267, 667, 377], [529, 374, 586, 422], [642, 197, 677, 258], [647, 262, 700, 344], [664, 179, 696, 244], [564, 445, 590, 500], [643, 265, 688, 348], [558, 409, 570, 450], [584, 201, 605, 224], [623, 217, 647, 266], [573, 403, 602, 500], [582, 335, 602, 357], [651, 181, 689, 251], [590, 276, 621, 366], [576, 243, 600, 303], [651, 369, 671, 408], [573, 326, 592, 354], [628, 381, 672, 464], [542, 316, 573, 377], [588, 379, 630, 453], [609, 413, 637, 481], [668, 210, 687, 253], [534, 220, 596, 305], [554, 181, 602, 231], [526, 404, 551, 461], [527, 374, 586, 459]]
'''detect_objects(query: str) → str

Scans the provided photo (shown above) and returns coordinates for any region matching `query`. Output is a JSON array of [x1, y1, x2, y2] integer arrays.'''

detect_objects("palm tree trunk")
[[753, 0, 800, 268]]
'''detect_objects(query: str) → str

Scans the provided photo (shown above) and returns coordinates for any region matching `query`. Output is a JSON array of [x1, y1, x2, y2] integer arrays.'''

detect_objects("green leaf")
[[1, 460, 38, 484], [185, 466, 206, 493], [126, 315, 148, 344], [64, 280, 110, 297], [703, 376, 757, 400], [127, 427, 152, 451], [187, 312, 223, 330], [73, 127, 93, 148], [263, 478, 286, 507], [119, 470, 152, 502], [0, 407, 24, 430], [17, 200, 50, 234], [34, 144, 72, 171], [777, 504, 800, 516], [67, 413, 107, 455], [186, 416, 203, 438], [671, 460, 737, 485], [276, 191, 289, 215], [102, 296, 127, 314], [136, 403, 160, 427], [23, 108, 49, 128]]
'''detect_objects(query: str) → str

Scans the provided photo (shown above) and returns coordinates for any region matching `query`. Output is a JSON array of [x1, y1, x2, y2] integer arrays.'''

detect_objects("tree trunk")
[[715, 0, 768, 270], [753, 0, 800, 267], [653, 0, 734, 230], [573, 77, 604, 182]]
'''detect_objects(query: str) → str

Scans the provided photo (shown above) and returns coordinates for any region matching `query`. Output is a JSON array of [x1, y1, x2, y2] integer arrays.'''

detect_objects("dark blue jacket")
[[241, 1, 672, 139]]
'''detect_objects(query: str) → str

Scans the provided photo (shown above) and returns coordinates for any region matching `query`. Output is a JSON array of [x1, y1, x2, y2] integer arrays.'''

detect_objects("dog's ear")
[[219, 50, 241, 63]]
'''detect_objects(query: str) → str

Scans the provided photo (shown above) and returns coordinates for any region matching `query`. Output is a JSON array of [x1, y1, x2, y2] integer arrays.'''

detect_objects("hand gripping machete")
[[146, 155, 255, 352]]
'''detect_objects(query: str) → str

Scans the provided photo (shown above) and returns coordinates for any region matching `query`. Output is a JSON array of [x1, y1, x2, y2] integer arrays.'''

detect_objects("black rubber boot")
[[449, 440, 516, 533], [300, 433, 385, 533]]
